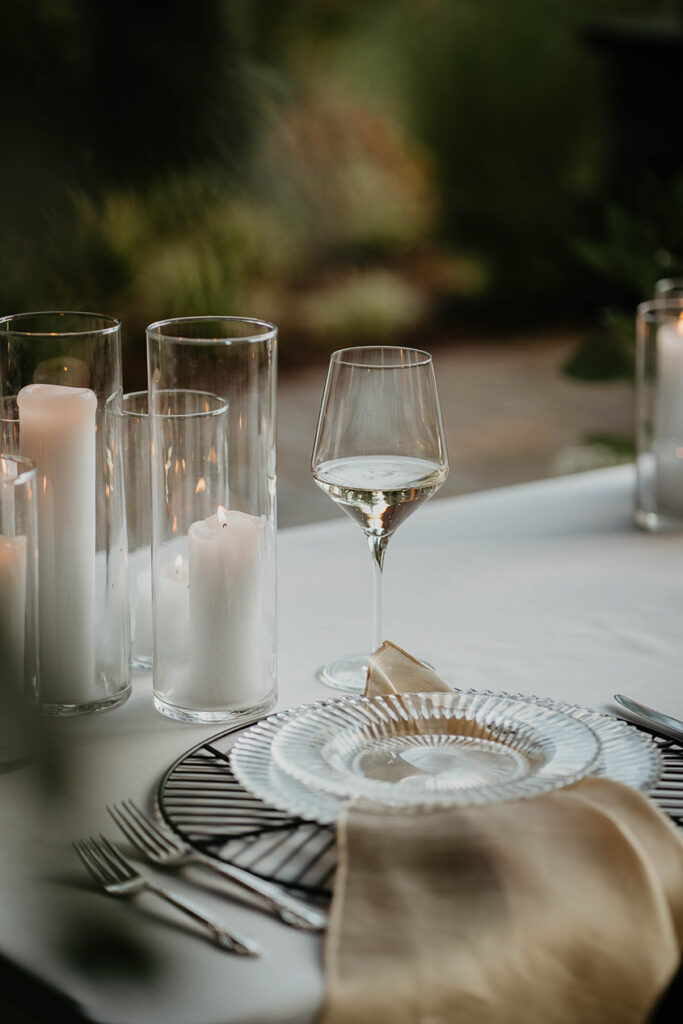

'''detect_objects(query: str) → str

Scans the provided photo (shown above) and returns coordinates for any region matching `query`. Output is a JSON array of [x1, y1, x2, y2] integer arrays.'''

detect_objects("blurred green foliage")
[[565, 175, 683, 381], [0, 0, 678, 376]]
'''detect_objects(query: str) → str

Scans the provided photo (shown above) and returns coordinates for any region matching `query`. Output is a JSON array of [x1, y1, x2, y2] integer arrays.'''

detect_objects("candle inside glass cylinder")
[[17, 383, 97, 704], [655, 316, 683, 514], [188, 506, 269, 710]]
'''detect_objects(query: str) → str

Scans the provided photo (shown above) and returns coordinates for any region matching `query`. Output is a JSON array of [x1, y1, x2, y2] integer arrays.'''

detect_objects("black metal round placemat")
[[157, 716, 683, 901], [157, 720, 337, 899]]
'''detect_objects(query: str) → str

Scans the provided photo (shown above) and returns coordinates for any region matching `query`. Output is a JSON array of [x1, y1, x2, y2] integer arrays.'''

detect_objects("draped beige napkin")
[[320, 642, 683, 1024]]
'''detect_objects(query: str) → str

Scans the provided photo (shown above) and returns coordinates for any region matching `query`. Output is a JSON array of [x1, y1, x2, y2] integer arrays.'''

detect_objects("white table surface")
[[2, 464, 682, 1024]]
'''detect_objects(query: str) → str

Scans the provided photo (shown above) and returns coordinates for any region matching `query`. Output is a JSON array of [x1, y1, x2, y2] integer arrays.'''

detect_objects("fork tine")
[[75, 837, 120, 886], [73, 839, 108, 887], [127, 799, 176, 841], [124, 799, 178, 850], [107, 802, 161, 858], [85, 837, 121, 884], [125, 799, 182, 851], [96, 834, 137, 880], [111, 799, 181, 854]]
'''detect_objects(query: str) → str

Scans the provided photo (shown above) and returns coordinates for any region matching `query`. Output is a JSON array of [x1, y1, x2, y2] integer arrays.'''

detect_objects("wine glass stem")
[[368, 534, 389, 653]]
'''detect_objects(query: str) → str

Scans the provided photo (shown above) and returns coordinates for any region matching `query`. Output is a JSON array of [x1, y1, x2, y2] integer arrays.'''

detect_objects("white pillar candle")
[[188, 506, 268, 710], [0, 535, 27, 691], [655, 318, 683, 514], [18, 383, 97, 704], [656, 318, 683, 439]]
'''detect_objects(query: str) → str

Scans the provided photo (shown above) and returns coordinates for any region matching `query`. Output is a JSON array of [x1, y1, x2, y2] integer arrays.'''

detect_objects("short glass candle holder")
[[635, 297, 683, 531], [0, 312, 131, 714], [105, 391, 152, 671], [147, 317, 277, 725], [0, 454, 39, 768]]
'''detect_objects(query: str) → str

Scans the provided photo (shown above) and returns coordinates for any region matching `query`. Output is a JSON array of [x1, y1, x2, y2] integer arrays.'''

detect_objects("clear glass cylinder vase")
[[146, 317, 277, 724], [105, 390, 153, 671], [635, 297, 683, 531], [0, 454, 39, 766], [0, 312, 131, 714]]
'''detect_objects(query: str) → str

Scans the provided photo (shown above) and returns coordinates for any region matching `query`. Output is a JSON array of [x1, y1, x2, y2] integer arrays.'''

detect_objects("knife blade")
[[613, 694, 683, 746]]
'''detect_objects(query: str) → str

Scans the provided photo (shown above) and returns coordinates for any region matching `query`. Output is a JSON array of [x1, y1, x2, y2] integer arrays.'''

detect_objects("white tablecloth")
[[1, 464, 682, 1024]]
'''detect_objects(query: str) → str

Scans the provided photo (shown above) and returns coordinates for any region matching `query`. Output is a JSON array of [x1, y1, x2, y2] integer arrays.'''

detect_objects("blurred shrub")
[[565, 174, 683, 380], [0, 2, 264, 319], [0, 0, 670, 370], [251, 91, 435, 263], [322, 0, 656, 322], [296, 269, 431, 341], [0, 74, 438, 373]]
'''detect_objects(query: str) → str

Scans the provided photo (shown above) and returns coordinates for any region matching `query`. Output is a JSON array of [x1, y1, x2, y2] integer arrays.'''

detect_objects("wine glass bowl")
[[311, 346, 448, 692]]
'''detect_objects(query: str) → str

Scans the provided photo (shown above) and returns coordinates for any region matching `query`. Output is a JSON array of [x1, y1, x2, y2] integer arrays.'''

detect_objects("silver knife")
[[613, 694, 683, 746]]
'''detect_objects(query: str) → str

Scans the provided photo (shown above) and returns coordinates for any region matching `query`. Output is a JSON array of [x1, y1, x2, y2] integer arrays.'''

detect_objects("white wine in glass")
[[312, 347, 449, 692]]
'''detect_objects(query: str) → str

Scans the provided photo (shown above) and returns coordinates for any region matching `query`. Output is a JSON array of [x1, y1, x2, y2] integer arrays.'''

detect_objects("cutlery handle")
[[145, 880, 261, 956], [192, 852, 328, 932], [614, 694, 683, 746]]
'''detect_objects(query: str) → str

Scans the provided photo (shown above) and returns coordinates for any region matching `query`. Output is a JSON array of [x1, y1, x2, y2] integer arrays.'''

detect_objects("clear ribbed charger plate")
[[231, 691, 602, 814]]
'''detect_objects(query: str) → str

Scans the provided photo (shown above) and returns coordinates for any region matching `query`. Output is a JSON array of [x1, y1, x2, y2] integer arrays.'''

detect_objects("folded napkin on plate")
[[320, 642, 683, 1024]]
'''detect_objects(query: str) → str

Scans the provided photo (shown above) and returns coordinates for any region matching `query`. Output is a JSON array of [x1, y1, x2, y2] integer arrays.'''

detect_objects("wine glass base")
[[316, 653, 369, 694]]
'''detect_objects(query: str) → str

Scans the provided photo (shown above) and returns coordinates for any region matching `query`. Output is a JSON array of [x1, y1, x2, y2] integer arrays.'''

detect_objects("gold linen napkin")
[[320, 642, 683, 1024]]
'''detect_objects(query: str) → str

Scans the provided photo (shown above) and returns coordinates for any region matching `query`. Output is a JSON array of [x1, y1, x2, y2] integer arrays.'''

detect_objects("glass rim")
[[0, 453, 37, 486], [637, 298, 683, 322], [0, 310, 121, 337], [105, 388, 230, 419], [146, 315, 277, 344], [655, 276, 683, 288], [105, 390, 149, 418], [149, 387, 229, 420], [329, 346, 433, 368]]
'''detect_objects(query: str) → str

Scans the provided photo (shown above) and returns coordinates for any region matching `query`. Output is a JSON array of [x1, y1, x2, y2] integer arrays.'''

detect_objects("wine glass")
[[311, 346, 449, 692]]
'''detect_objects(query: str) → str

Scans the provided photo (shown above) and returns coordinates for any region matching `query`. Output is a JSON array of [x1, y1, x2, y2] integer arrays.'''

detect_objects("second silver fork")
[[74, 834, 261, 956], [107, 799, 328, 933]]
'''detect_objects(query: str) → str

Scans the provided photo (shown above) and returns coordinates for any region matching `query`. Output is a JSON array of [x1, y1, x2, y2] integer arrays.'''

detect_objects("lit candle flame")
[[195, 477, 206, 494], [174, 554, 183, 574], [217, 505, 228, 527]]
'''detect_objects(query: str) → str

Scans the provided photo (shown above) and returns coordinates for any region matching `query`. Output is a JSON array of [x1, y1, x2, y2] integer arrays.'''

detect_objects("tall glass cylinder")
[[147, 317, 277, 724], [0, 312, 130, 714], [0, 454, 39, 767], [635, 298, 683, 531], [105, 391, 153, 670]]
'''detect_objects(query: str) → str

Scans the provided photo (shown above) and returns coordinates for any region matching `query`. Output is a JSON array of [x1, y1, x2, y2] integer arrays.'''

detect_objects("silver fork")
[[107, 799, 328, 933], [73, 834, 261, 957]]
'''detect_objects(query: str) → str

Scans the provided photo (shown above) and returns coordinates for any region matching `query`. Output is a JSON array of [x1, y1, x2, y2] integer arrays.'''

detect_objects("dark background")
[[1, 0, 682, 387]]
